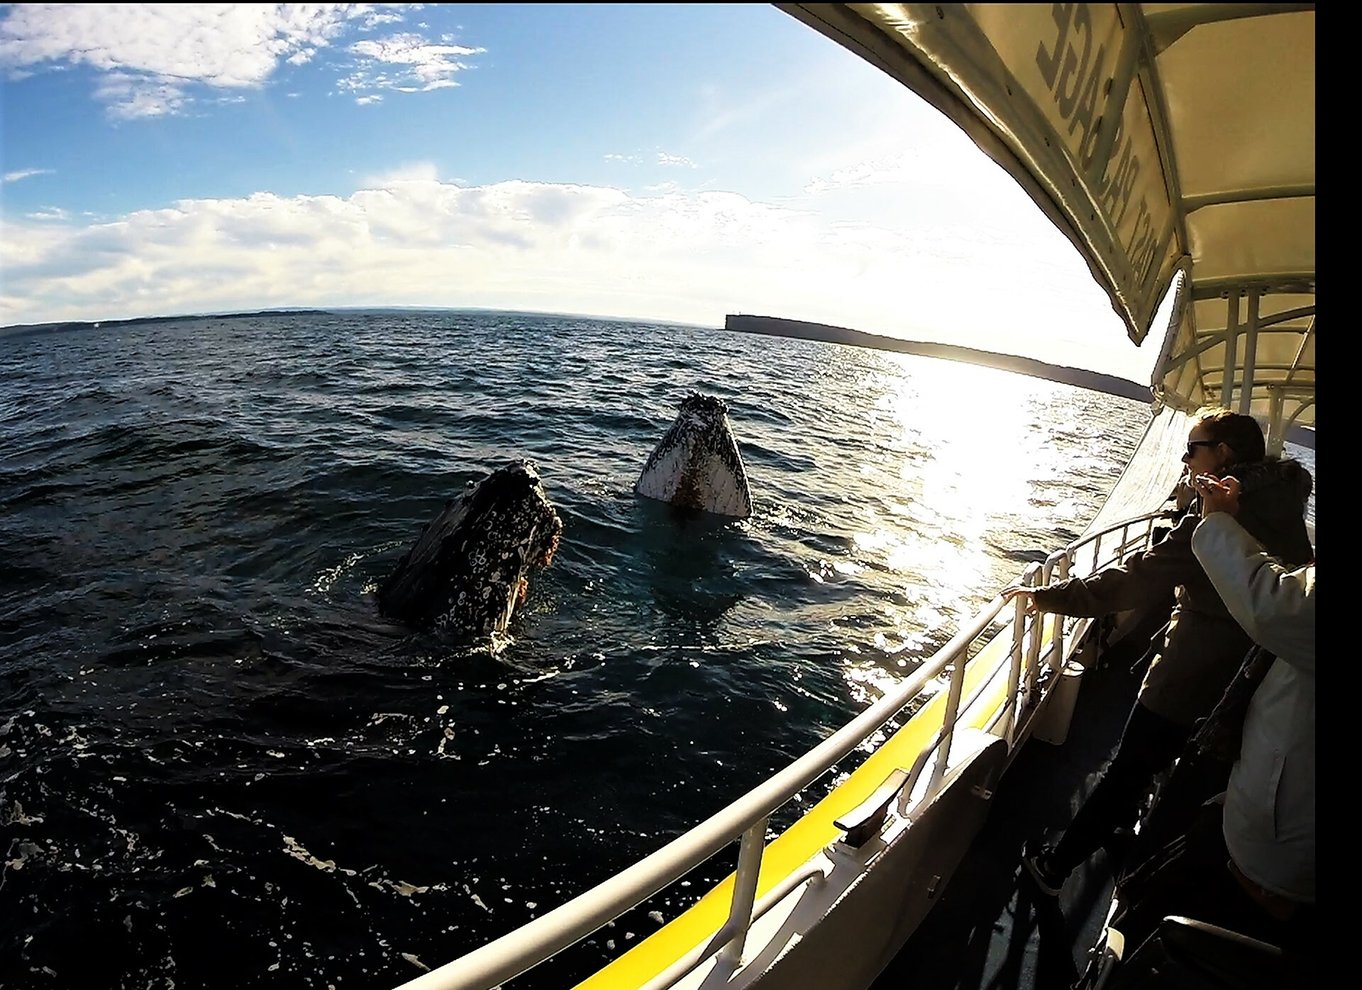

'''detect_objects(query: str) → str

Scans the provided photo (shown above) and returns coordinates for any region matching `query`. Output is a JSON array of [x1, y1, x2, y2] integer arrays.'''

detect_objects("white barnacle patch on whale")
[[377, 461, 562, 640], [636, 393, 753, 518]]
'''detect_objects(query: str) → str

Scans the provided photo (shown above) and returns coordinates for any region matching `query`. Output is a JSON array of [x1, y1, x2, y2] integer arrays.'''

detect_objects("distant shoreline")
[[0, 306, 711, 338], [0, 306, 1152, 402], [1, 306, 1312, 449], [725, 313, 1152, 403], [724, 314, 1315, 450], [0, 308, 332, 338]]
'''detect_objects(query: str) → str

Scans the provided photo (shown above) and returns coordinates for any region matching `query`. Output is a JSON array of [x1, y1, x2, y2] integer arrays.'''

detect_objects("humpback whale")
[[378, 460, 562, 638], [635, 393, 753, 518]]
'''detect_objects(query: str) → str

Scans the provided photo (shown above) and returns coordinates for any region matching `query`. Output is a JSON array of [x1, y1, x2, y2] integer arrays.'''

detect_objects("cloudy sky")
[[0, 3, 1160, 381]]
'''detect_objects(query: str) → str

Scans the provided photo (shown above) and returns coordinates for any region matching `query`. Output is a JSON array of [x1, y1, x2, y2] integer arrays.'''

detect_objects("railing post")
[[1002, 563, 1041, 744], [1027, 553, 1062, 698], [928, 637, 969, 792], [1017, 574, 1039, 720], [1049, 553, 1071, 669], [719, 819, 768, 966]]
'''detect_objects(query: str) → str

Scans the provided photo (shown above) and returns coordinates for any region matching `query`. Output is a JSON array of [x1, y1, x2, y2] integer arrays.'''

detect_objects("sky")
[[0, 3, 1161, 382]]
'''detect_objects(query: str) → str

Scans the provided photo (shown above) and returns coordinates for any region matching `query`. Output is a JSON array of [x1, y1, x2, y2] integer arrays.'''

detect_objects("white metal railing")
[[397, 509, 1174, 990]]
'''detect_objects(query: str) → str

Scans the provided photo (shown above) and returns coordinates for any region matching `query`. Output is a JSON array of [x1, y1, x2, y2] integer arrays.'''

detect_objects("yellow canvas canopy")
[[783, 4, 1315, 446]]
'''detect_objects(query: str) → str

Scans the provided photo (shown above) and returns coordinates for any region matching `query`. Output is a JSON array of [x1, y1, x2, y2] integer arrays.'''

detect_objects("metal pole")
[[719, 819, 769, 966], [1050, 553, 1071, 670], [1003, 563, 1040, 743], [1238, 288, 1260, 416], [1222, 291, 1240, 407], [929, 638, 969, 791]]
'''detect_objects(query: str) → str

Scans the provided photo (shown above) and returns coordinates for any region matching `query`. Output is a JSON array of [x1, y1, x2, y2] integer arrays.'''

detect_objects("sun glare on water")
[[840, 353, 1051, 698], [864, 355, 1037, 575]]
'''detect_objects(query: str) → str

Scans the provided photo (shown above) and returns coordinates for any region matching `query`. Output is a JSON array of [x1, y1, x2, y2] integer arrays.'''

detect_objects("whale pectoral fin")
[[539, 528, 561, 567], [635, 444, 687, 503], [693, 453, 751, 518]]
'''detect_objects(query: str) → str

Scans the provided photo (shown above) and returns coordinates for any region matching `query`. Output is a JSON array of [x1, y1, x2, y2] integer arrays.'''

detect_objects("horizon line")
[[0, 305, 718, 335]]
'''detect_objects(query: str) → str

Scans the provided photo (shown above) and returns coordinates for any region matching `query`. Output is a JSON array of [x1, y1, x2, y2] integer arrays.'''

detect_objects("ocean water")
[[0, 311, 1289, 989]]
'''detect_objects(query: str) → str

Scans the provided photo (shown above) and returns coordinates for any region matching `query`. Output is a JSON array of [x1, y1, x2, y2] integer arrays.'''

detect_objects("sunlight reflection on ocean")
[[0, 310, 1286, 988]]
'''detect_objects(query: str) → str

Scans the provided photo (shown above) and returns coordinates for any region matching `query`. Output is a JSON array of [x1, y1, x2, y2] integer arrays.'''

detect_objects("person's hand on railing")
[[1194, 473, 1242, 519], [1001, 585, 1040, 616]]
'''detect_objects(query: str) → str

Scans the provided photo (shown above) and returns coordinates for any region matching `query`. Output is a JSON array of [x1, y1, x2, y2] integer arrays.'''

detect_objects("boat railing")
[[1050, 509, 1172, 669], [397, 509, 1173, 990]]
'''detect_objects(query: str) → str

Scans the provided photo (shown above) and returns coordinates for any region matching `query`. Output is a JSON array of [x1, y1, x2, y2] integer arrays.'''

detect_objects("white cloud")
[[94, 70, 189, 120], [604, 152, 697, 170], [0, 4, 479, 118], [25, 207, 70, 222], [803, 142, 1006, 197], [0, 5, 354, 85], [3, 168, 52, 184], [0, 175, 1135, 376], [342, 33, 483, 99]]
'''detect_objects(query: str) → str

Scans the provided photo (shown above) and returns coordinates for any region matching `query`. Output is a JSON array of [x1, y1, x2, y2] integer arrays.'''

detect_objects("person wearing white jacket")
[[1191, 473, 1315, 913]]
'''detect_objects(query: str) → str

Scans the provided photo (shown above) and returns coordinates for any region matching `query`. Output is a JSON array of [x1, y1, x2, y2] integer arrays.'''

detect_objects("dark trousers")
[[1051, 701, 1190, 873]]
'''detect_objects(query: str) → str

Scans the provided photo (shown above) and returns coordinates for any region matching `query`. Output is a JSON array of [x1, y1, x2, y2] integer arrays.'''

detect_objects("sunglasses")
[[1183, 439, 1220, 458]]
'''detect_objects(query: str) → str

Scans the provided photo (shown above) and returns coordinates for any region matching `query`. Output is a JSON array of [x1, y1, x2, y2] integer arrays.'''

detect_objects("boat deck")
[[871, 658, 1144, 990]]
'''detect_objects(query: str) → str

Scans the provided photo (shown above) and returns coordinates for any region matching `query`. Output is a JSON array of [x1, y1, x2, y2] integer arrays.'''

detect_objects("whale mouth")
[[377, 460, 562, 639], [635, 392, 753, 518]]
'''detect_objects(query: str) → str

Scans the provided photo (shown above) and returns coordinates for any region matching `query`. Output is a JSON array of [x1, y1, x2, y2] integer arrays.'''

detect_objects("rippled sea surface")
[[1, 311, 1219, 988]]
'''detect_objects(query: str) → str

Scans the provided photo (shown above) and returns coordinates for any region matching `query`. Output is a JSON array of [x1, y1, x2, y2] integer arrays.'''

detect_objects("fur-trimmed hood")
[[1229, 455, 1312, 506], [1221, 455, 1314, 567]]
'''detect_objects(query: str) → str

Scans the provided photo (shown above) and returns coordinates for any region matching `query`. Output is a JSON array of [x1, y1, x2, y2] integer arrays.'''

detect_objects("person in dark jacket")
[[1004, 408, 1313, 896]]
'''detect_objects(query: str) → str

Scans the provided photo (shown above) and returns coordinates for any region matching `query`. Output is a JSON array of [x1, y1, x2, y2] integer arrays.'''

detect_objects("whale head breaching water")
[[635, 393, 753, 518], [377, 460, 562, 639]]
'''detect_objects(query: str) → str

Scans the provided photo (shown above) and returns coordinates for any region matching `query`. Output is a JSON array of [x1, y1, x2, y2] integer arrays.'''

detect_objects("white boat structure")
[[399, 5, 1315, 989]]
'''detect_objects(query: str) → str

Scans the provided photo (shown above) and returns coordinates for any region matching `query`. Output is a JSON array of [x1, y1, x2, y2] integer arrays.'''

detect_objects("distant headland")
[[0, 306, 712, 340], [725, 313, 1152, 403], [0, 308, 332, 339]]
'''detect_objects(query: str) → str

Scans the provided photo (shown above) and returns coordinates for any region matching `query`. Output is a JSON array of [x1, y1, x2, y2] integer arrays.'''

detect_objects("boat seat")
[[1091, 915, 1285, 990]]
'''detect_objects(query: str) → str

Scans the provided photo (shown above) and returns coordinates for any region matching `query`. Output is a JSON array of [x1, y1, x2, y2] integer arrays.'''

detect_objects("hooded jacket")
[[1034, 457, 1313, 724], [1193, 513, 1314, 904]]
